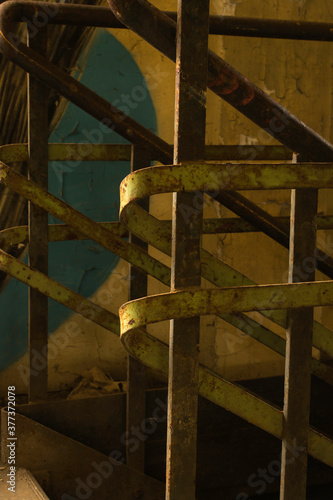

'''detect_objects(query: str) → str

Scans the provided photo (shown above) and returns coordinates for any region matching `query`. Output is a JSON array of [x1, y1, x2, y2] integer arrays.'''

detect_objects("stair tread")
[[0, 466, 49, 500]]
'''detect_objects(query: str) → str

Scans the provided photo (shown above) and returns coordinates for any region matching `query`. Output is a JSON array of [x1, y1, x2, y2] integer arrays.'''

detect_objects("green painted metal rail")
[[0, 154, 332, 468]]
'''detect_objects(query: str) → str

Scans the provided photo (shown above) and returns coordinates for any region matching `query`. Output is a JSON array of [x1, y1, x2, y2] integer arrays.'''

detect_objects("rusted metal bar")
[[0, 143, 131, 163], [47, 143, 132, 162], [3, 2, 333, 41], [0, 2, 173, 164], [2, 2, 333, 41], [0, 163, 171, 286], [280, 157, 318, 499], [108, 0, 333, 161], [119, 160, 333, 278], [107, 0, 333, 279], [0, 248, 121, 333], [136, 215, 333, 234], [119, 280, 333, 331], [0, 223, 127, 248], [120, 162, 333, 204], [5, 212, 333, 240], [126, 146, 151, 471], [202, 215, 333, 233], [3, 2, 333, 280], [206, 15, 333, 40], [119, 164, 333, 363], [27, 24, 48, 402], [204, 144, 292, 161], [166, 2, 210, 499], [0, 143, 292, 163]]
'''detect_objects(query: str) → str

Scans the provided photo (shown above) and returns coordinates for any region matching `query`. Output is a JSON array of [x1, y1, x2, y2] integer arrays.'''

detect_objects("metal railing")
[[0, 1, 333, 499]]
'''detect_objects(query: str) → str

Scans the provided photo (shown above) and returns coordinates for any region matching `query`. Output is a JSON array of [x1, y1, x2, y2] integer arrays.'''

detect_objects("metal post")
[[280, 154, 318, 499], [166, 2, 210, 499], [126, 145, 151, 471], [27, 25, 49, 402]]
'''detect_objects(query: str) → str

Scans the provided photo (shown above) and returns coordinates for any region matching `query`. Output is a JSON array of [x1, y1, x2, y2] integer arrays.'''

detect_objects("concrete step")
[[0, 466, 49, 500]]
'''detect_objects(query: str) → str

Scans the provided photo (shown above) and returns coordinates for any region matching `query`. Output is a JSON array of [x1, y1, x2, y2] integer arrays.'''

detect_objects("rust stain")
[[208, 70, 239, 95]]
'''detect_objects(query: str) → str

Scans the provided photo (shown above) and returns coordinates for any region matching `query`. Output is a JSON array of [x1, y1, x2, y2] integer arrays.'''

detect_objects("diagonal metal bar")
[[1, 232, 332, 470], [0, 162, 171, 286], [120, 202, 333, 366], [0, 248, 120, 334], [2, 1, 333, 278], [1, 219, 333, 385], [108, 0, 333, 160], [2, 2, 333, 41], [0, 143, 293, 163], [108, 0, 333, 280]]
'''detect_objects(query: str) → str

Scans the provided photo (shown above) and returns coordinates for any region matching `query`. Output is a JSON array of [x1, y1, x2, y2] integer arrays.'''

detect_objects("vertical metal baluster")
[[166, 2, 210, 499], [280, 154, 318, 499], [126, 145, 151, 471], [27, 25, 49, 402]]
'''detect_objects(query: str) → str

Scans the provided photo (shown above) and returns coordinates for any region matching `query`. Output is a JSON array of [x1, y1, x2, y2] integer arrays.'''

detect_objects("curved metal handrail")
[[117, 160, 333, 468]]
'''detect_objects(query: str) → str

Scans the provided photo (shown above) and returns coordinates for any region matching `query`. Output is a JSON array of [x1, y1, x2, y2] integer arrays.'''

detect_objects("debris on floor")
[[67, 367, 126, 399]]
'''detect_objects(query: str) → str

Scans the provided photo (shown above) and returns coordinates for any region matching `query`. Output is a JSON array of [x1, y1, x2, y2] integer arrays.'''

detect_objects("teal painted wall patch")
[[0, 29, 156, 372]]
